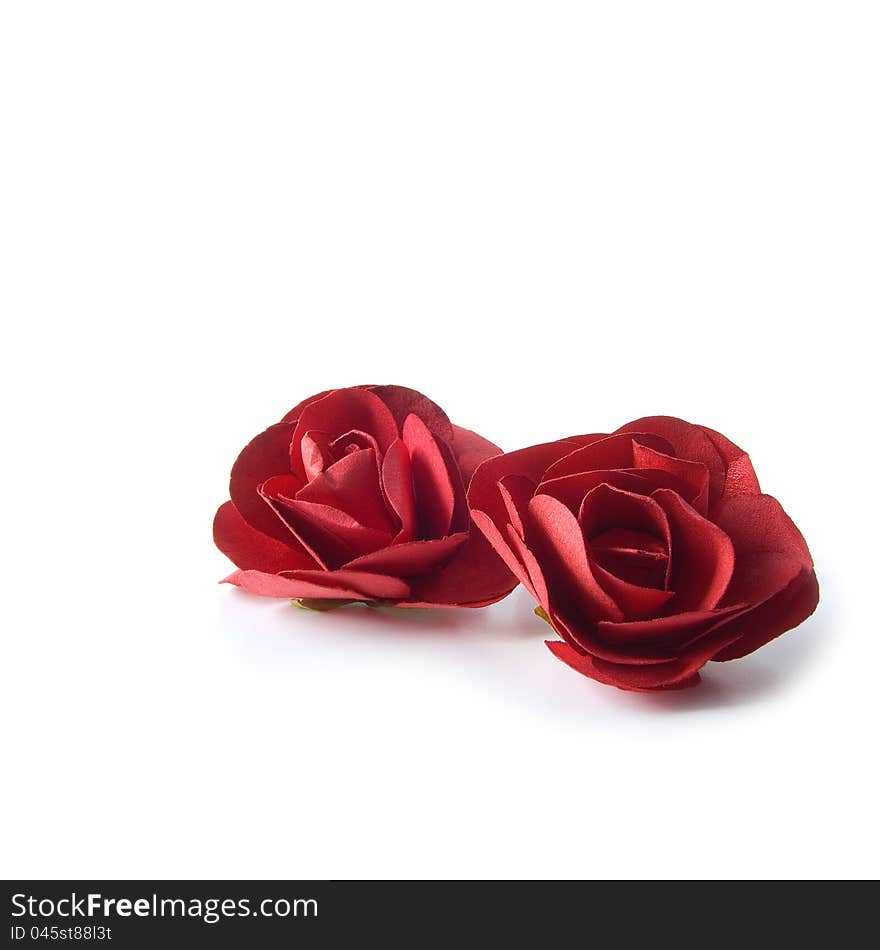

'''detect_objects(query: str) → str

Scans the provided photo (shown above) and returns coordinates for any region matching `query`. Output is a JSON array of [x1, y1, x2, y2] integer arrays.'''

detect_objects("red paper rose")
[[468, 417, 819, 691], [214, 385, 516, 607]]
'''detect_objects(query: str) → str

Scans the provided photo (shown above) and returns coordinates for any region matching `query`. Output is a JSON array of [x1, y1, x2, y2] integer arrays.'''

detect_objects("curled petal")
[[526, 493, 623, 623], [300, 430, 332, 480], [229, 422, 298, 542], [590, 561, 674, 620], [710, 493, 818, 658], [273, 498, 394, 568], [224, 568, 410, 601], [280, 389, 336, 424], [403, 413, 457, 539], [540, 432, 672, 482], [470, 510, 545, 603], [290, 389, 399, 478], [381, 439, 417, 542], [712, 568, 819, 661], [468, 439, 582, 529], [538, 469, 660, 512], [405, 525, 517, 607], [698, 425, 761, 501], [450, 424, 503, 484], [579, 483, 672, 593], [504, 524, 550, 608], [296, 448, 397, 534], [344, 533, 467, 577], [579, 483, 671, 553], [714, 493, 813, 603], [546, 623, 740, 691], [652, 489, 735, 611], [631, 442, 710, 514], [366, 385, 455, 444], [596, 604, 747, 649], [497, 475, 536, 538], [616, 416, 750, 508], [213, 501, 313, 573]]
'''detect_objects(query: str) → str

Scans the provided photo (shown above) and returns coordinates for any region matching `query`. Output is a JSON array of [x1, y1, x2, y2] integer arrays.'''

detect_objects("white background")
[[2, 2, 877, 879]]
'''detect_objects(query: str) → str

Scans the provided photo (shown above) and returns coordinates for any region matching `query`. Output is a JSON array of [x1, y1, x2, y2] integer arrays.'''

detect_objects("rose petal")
[[589, 561, 675, 620], [712, 568, 819, 661], [259, 474, 393, 567], [229, 422, 298, 542], [631, 442, 710, 514], [588, 527, 667, 558], [558, 433, 615, 448], [714, 493, 813, 604], [470, 509, 544, 602], [498, 475, 537, 538], [526, 493, 623, 623], [547, 624, 739, 691], [616, 417, 730, 506], [328, 429, 381, 461], [504, 524, 550, 608], [381, 439, 417, 542], [433, 435, 470, 533], [546, 607, 678, 664], [280, 389, 336, 424], [295, 447, 397, 534], [290, 389, 399, 478], [587, 532, 669, 590], [450, 424, 503, 484], [540, 432, 673, 482], [365, 385, 454, 444], [467, 440, 582, 528], [596, 604, 747, 647], [257, 473, 331, 568], [652, 489, 735, 611], [578, 482, 672, 591], [547, 641, 677, 689], [707, 493, 818, 659], [579, 483, 671, 553], [405, 525, 517, 607], [403, 413, 457, 539], [282, 568, 410, 600], [537, 469, 657, 512], [343, 532, 467, 577], [223, 570, 367, 599], [213, 501, 314, 573], [274, 498, 394, 567], [223, 568, 409, 601], [698, 425, 761, 501], [300, 430, 332, 480]]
